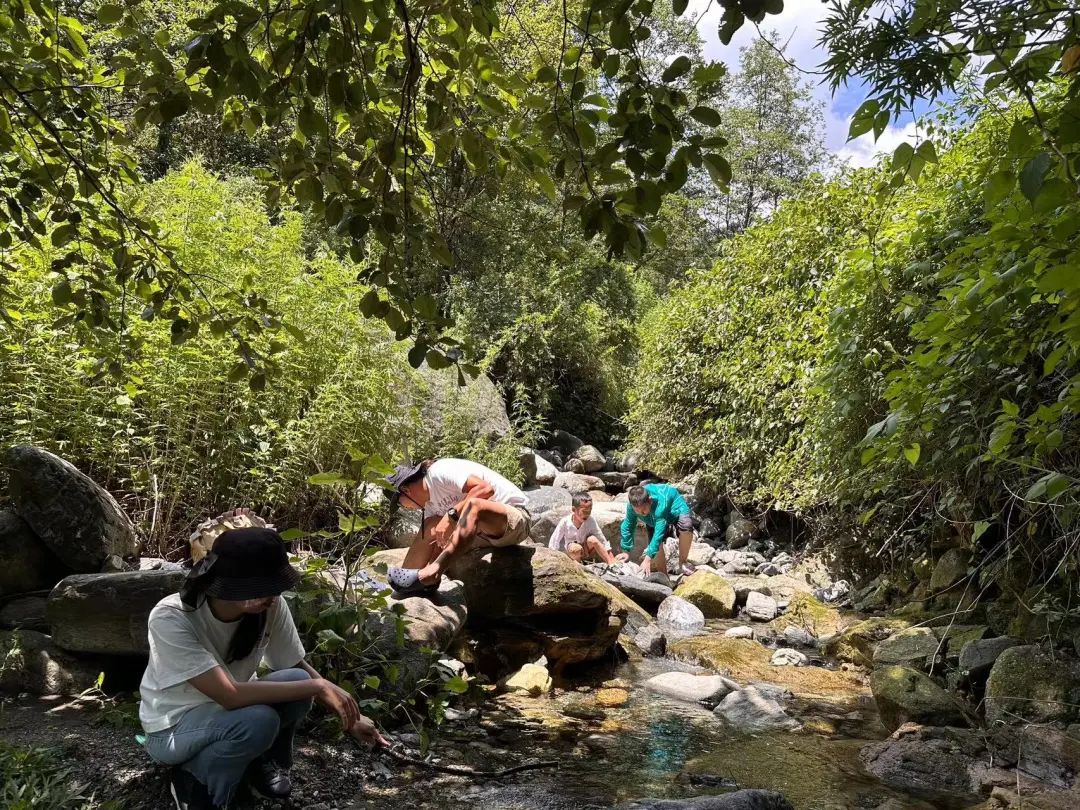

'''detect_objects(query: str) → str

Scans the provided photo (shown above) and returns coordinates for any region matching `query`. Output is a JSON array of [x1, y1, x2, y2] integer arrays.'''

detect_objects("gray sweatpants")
[[143, 668, 313, 805]]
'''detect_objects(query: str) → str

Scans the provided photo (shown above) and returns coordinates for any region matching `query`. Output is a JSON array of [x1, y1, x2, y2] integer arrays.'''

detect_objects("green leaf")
[[160, 92, 190, 123], [662, 56, 692, 83], [443, 675, 469, 694], [690, 106, 722, 127], [973, 520, 990, 541], [97, 4, 123, 24], [408, 343, 427, 368], [1043, 345, 1067, 377], [904, 443, 921, 466], [673, 0, 689, 14], [279, 528, 304, 541], [308, 471, 350, 486], [1019, 153, 1051, 201], [1001, 399, 1019, 417], [848, 100, 879, 140], [702, 153, 731, 189], [717, 7, 745, 44]]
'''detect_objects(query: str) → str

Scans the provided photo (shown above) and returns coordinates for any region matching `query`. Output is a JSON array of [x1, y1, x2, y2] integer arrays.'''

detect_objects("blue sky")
[[689, 0, 932, 167]]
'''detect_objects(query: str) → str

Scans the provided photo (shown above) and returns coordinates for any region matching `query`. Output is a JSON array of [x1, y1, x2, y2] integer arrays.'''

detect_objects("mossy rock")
[[672, 570, 736, 619], [985, 645, 1080, 724], [870, 665, 973, 732], [669, 636, 865, 699], [824, 617, 912, 668], [770, 593, 850, 638]]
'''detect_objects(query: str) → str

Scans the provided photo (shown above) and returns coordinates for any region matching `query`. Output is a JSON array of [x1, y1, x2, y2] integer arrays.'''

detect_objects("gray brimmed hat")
[[386, 461, 426, 494]]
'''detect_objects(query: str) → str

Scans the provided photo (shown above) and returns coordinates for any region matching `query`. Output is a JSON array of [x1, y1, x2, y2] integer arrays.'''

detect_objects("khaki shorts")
[[473, 506, 531, 548]]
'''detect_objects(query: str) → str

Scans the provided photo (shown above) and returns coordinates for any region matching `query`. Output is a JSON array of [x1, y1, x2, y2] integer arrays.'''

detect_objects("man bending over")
[[549, 493, 615, 564], [386, 458, 531, 593], [617, 483, 695, 577]]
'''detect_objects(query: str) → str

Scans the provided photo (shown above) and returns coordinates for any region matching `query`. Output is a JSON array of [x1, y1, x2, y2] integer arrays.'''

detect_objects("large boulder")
[[657, 595, 705, 634], [987, 724, 1080, 789], [769, 593, 848, 639], [644, 671, 737, 706], [4, 445, 138, 571], [929, 547, 971, 593], [0, 629, 108, 695], [958, 636, 1021, 681], [614, 451, 643, 474], [599, 471, 635, 491], [501, 662, 552, 696], [714, 686, 799, 732], [533, 455, 559, 486], [601, 573, 673, 610], [634, 623, 666, 656], [824, 617, 911, 668], [443, 545, 648, 671], [673, 570, 735, 619], [0, 509, 68, 596], [47, 570, 185, 655], [872, 628, 942, 671], [571, 445, 607, 474], [725, 518, 756, 550], [545, 429, 584, 457], [870, 665, 972, 732], [554, 472, 605, 496], [985, 645, 1080, 724], [744, 591, 777, 622], [415, 364, 511, 442], [518, 448, 538, 485], [860, 724, 991, 798], [0, 595, 49, 632], [384, 508, 422, 549]]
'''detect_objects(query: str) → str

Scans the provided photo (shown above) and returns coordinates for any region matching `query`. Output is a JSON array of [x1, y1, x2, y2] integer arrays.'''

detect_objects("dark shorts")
[[671, 513, 694, 535]]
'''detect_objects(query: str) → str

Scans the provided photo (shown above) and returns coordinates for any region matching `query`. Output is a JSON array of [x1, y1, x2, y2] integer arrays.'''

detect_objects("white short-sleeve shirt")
[[424, 458, 527, 516], [138, 594, 305, 732], [548, 514, 608, 553]]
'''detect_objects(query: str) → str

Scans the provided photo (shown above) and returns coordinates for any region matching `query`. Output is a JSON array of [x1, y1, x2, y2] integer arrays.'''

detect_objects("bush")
[[0, 743, 124, 810]]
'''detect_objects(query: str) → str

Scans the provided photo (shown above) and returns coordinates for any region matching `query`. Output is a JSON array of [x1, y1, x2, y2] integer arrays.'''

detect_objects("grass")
[[0, 743, 126, 810]]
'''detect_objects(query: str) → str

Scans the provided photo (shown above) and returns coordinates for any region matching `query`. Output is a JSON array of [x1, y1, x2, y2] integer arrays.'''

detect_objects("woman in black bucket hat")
[[138, 527, 388, 810]]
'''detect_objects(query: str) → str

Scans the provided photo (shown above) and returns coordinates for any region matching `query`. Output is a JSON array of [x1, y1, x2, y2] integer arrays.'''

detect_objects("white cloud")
[[687, 0, 926, 166]]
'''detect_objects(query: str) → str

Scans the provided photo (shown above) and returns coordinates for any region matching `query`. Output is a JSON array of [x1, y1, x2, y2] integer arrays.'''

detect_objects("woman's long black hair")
[[179, 556, 267, 664]]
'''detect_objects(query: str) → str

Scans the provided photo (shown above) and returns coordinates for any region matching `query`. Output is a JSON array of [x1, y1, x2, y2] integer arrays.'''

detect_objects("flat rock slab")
[[48, 570, 186, 655], [602, 573, 673, 610], [714, 686, 799, 732], [644, 671, 738, 706], [616, 791, 794, 809]]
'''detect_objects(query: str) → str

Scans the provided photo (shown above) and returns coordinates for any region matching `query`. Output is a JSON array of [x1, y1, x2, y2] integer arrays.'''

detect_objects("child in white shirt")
[[548, 493, 615, 564]]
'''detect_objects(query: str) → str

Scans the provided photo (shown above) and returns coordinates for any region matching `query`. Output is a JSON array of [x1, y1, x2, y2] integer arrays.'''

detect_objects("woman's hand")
[[315, 680, 361, 731], [640, 554, 653, 576], [614, 553, 630, 563], [350, 714, 391, 748]]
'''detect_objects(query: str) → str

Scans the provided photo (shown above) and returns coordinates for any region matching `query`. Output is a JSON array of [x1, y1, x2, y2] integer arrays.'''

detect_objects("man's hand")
[[432, 515, 456, 548], [640, 554, 653, 576], [315, 680, 361, 731], [418, 561, 442, 585], [614, 552, 630, 563], [349, 714, 390, 748]]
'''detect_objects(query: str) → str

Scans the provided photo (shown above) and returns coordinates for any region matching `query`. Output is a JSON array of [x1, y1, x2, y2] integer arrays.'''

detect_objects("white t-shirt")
[[548, 513, 608, 553], [139, 594, 306, 733], [424, 458, 527, 516]]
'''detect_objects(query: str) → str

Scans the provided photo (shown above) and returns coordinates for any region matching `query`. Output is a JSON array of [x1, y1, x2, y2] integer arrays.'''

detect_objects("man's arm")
[[645, 517, 668, 558], [454, 475, 495, 510], [620, 504, 637, 552]]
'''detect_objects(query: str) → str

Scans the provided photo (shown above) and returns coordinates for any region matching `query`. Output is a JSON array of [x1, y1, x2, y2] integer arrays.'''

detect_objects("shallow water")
[[349, 656, 980, 810]]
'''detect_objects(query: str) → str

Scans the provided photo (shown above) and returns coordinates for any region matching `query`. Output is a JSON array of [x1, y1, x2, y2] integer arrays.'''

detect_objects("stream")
[[347, 655, 978, 810]]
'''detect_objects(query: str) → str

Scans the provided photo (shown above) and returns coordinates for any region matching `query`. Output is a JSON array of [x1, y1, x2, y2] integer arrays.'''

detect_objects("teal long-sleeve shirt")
[[620, 483, 691, 558]]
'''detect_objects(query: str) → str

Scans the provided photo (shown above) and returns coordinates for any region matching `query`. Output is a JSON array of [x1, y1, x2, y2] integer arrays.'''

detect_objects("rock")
[[533, 454, 559, 486], [770, 648, 808, 667], [416, 364, 511, 443], [685, 542, 717, 568], [603, 574, 673, 610], [518, 448, 538, 485], [698, 517, 724, 539], [755, 563, 782, 576], [564, 458, 586, 474], [553, 472, 605, 495], [523, 486, 573, 543], [714, 686, 799, 732], [437, 545, 648, 671], [545, 429, 584, 457], [599, 471, 634, 491], [657, 596, 705, 634], [0, 509, 67, 596], [370, 578, 467, 654], [47, 570, 186, 655], [0, 595, 49, 632], [958, 636, 1021, 680], [725, 518, 756, 549], [572, 445, 607, 474], [872, 628, 942, 670], [0, 629, 108, 695], [596, 687, 630, 707], [725, 626, 754, 639], [634, 624, 667, 657], [673, 570, 736, 619], [615, 451, 643, 474], [616, 790, 794, 810], [781, 626, 816, 648], [669, 636, 865, 699], [987, 723, 1080, 789], [824, 617, 912, 668], [769, 593, 846, 638], [385, 507, 422, 549], [932, 624, 988, 660], [4, 445, 138, 572], [860, 724, 989, 798], [870, 665, 972, 732], [744, 592, 777, 622], [136, 557, 184, 572], [644, 672, 737, 706], [985, 645, 1080, 724], [501, 663, 552, 696], [929, 547, 971, 593], [587, 489, 614, 502]]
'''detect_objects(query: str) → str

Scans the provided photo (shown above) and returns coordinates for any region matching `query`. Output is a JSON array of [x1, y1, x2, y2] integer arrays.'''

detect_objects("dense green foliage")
[[0, 743, 124, 809], [631, 88, 1080, 591]]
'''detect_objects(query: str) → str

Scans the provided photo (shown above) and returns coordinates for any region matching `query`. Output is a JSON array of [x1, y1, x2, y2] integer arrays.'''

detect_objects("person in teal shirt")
[[616, 483, 696, 577]]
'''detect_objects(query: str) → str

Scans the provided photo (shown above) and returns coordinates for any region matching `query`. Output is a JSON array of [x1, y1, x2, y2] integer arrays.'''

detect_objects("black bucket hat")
[[386, 461, 425, 495], [188, 527, 301, 601]]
